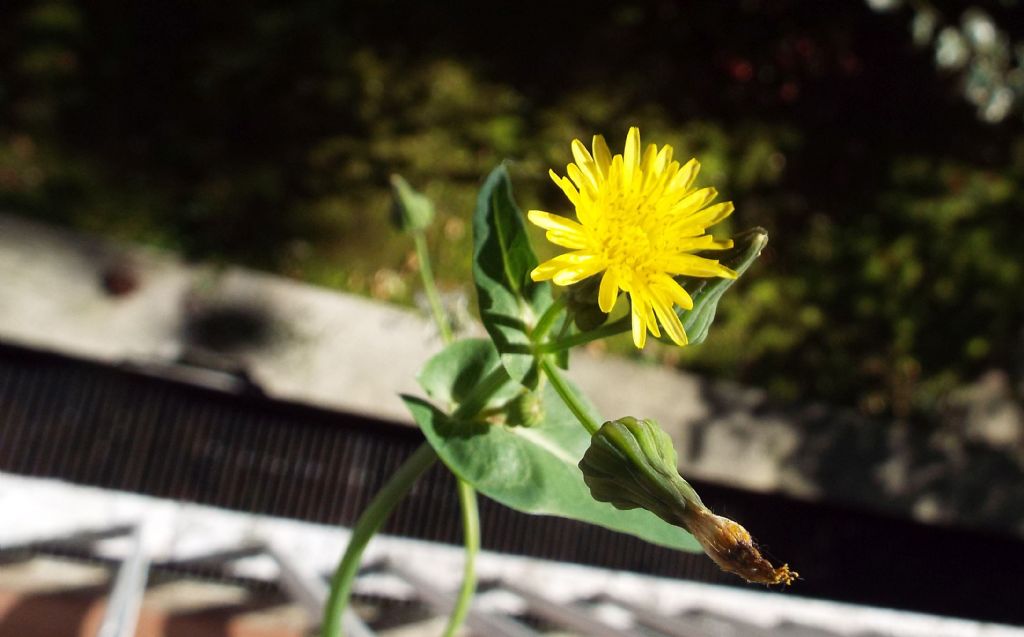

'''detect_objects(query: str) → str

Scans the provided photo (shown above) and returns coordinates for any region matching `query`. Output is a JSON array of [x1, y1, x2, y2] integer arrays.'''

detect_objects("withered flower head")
[[681, 507, 797, 586]]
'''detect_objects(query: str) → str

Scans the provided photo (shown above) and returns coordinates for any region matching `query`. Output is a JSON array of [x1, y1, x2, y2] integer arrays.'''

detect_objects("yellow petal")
[[633, 284, 660, 339], [674, 235, 714, 251], [571, 138, 595, 167], [571, 139, 602, 188], [546, 230, 588, 249], [648, 159, 680, 196], [623, 126, 641, 189], [592, 135, 612, 179], [531, 264, 559, 282], [658, 254, 738, 279], [703, 237, 734, 251], [548, 170, 580, 206], [680, 201, 735, 229], [642, 292, 660, 338], [551, 257, 604, 286], [654, 144, 673, 173], [653, 274, 694, 310], [608, 154, 624, 189], [672, 187, 718, 215], [598, 268, 620, 313], [630, 297, 647, 349], [531, 251, 596, 281], [651, 291, 688, 346], [528, 209, 585, 234], [666, 158, 700, 194], [574, 198, 596, 227], [673, 234, 733, 252], [638, 145, 655, 190], [567, 162, 597, 195], [528, 209, 585, 232], [553, 250, 598, 265]]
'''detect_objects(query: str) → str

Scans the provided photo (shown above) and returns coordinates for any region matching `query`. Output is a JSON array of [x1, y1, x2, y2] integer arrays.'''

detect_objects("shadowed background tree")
[[2, 0, 1023, 423]]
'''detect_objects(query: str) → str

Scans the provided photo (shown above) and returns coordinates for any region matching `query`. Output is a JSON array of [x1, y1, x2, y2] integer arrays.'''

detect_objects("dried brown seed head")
[[682, 508, 797, 586]]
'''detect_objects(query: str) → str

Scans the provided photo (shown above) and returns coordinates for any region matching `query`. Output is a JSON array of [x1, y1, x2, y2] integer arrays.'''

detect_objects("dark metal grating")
[[1, 342, 1023, 625]]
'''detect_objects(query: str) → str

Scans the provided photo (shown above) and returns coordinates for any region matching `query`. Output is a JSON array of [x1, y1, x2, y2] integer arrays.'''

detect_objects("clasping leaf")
[[472, 165, 557, 388]]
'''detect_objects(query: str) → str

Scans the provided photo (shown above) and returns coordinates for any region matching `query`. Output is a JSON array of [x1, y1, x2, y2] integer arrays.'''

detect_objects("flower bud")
[[390, 174, 435, 232], [579, 417, 796, 586], [578, 417, 704, 525], [505, 390, 545, 428], [565, 274, 608, 331]]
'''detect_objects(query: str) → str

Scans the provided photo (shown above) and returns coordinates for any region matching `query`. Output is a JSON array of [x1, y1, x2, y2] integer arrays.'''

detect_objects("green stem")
[[531, 294, 568, 342], [442, 480, 480, 637], [413, 216, 483, 635], [539, 357, 602, 435], [321, 443, 438, 637], [436, 367, 509, 636], [554, 310, 573, 341], [452, 365, 511, 420], [538, 315, 631, 353], [412, 231, 453, 343], [320, 366, 509, 636], [413, 230, 482, 637]]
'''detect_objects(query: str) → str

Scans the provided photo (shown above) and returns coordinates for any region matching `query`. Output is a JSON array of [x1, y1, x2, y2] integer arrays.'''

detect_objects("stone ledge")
[[3, 213, 1023, 538]]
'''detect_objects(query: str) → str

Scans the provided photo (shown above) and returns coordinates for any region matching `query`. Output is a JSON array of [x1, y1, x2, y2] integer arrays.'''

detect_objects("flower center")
[[601, 224, 651, 268], [591, 193, 665, 273]]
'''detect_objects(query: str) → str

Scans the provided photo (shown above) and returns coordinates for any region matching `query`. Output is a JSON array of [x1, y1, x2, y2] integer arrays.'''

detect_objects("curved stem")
[[414, 215, 481, 636], [414, 216, 482, 636], [412, 231, 453, 343], [539, 357, 602, 435], [452, 365, 512, 419], [321, 443, 438, 637], [531, 294, 568, 343], [442, 480, 480, 637], [538, 315, 631, 353], [434, 369, 505, 637], [321, 365, 509, 636], [416, 246, 482, 637]]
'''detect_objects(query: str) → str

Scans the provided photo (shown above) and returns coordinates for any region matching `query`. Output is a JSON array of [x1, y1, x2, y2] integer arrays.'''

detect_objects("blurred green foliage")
[[2, 0, 1023, 422]]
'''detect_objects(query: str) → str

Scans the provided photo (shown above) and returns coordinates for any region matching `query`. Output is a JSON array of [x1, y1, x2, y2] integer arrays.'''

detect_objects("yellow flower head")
[[529, 127, 738, 348]]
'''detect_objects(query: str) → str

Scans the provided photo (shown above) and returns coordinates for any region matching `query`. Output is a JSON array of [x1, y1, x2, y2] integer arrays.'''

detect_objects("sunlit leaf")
[[666, 228, 769, 346], [406, 339, 701, 552], [472, 165, 556, 388]]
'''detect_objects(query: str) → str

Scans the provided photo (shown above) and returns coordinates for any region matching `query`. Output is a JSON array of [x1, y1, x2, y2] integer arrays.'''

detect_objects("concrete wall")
[[3, 213, 1023, 538]]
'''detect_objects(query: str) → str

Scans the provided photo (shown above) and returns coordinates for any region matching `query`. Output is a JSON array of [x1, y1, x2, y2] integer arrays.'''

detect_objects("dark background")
[[3, 1, 1024, 424]]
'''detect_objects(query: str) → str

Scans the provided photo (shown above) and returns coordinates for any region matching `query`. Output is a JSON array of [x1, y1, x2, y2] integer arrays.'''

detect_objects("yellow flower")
[[529, 127, 738, 348]]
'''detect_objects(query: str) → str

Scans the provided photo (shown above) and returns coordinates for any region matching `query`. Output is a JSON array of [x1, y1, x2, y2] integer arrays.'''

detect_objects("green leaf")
[[405, 342, 700, 552], [666, 227, 769, 346], [390, 174, 435, 232], [472, 165, 554, 388], [417, 338, 521, 410]]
